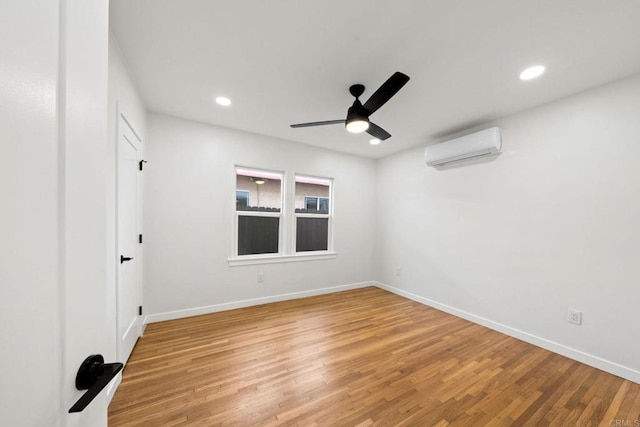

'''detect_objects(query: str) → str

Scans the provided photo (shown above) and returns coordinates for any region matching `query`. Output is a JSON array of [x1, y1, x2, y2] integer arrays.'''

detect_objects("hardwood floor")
[[109, 287, 640, 426]]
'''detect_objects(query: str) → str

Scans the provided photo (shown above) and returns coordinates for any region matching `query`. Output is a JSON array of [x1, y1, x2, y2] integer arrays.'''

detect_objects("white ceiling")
[[110, 0, 640, 159]]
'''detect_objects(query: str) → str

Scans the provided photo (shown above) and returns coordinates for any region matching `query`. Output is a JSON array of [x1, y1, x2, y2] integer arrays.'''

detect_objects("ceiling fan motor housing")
[[349, 84, 366, 99], [347, 101, 368, 123]]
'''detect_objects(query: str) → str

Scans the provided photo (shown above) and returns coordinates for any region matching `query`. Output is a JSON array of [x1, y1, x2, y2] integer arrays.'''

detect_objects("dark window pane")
[[236, 190, 249, 209], [305, 196, 317, 211], [318, 197, 329, 214], [296, 217, 328, 252], [238, 216, 279, 255]]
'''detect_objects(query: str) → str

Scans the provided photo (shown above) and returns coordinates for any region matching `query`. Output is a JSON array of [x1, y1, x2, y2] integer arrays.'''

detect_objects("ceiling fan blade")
[[362, 72, 410, 116], [290, 120, 345, 128], [366, 122, 391, 140]]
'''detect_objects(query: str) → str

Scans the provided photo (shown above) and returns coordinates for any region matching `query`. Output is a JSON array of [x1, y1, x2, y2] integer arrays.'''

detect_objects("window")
[[295, 176, 332, 253], [304, 196, 330, 214], [235, 168, 282, 256], [236, 190, 249, 209], [231, 169, 335, 264]]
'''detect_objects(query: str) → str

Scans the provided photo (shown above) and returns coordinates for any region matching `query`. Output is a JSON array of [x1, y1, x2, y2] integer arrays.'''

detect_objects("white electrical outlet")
[[257, 272, 264, 283], [396, 268, 401, 277], [567, 308, 582, 325]]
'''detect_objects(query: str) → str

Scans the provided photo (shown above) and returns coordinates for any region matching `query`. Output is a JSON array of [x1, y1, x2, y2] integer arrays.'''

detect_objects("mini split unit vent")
[[425, 127, 502, 167]]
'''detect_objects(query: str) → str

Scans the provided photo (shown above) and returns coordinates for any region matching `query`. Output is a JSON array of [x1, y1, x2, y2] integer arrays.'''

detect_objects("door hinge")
[[138, 306, 142, 316], [139, 234, 143, 244], [139, 160, 147, 171]]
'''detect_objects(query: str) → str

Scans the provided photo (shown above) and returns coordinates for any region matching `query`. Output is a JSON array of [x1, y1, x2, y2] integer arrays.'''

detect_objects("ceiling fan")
[[290, 71, 410, 141]]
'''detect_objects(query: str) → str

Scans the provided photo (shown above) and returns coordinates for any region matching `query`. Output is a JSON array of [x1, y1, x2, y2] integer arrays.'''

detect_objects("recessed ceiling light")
[[519, 65, 545, 81], [215, 96, 231, 106], [369, 138, 381, 145]]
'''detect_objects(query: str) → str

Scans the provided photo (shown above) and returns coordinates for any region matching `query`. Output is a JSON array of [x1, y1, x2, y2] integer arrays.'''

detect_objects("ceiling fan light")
[[346, 119, 369, 134]]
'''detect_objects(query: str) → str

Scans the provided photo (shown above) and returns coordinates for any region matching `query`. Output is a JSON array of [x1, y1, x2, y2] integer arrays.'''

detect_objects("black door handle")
[[68, 354, 123, 413], [120, 255, 134, 264]]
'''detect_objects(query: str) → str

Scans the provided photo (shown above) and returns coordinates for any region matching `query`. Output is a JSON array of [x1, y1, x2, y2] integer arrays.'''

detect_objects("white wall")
[[143, 114, 376, 319], [108, 32, 147, 144], [375, 74, 640, 382]]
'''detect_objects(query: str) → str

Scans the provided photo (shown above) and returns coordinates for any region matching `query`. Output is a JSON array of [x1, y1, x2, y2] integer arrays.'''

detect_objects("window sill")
[[228, 252, 337, 267]]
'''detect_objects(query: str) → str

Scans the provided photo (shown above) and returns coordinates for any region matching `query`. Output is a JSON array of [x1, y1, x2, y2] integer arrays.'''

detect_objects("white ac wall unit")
[[425, 127, 502, 167]]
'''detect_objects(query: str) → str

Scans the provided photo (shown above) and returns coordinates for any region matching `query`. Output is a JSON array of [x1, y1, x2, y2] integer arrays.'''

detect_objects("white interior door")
[[117, 115, 142, 363], [2, 0, 111, 425]]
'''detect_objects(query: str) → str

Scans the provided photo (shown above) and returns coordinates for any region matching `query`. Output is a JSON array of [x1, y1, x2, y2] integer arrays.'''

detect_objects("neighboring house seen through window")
[[236, 190, 249, 209], [304, 196, 329, 214]]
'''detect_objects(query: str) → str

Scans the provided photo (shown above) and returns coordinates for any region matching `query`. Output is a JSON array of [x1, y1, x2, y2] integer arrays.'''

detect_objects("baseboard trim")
[[144, 281, 374, 325], [374, 281, 640, 384], [142, 280, 639, 384]]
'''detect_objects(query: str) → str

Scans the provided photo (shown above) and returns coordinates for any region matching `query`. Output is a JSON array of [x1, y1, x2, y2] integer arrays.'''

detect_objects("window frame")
[[294, 175, 333, 254], [228, 168, 336, 266], [233, 167, 284, 260]]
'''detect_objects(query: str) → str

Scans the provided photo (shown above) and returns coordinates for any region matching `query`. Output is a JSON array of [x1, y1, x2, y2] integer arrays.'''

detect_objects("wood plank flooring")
[[109, 287, 640, 426]]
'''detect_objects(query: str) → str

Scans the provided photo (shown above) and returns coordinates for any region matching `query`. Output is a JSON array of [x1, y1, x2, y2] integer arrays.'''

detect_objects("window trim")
[[228, 251, 337, 267]]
